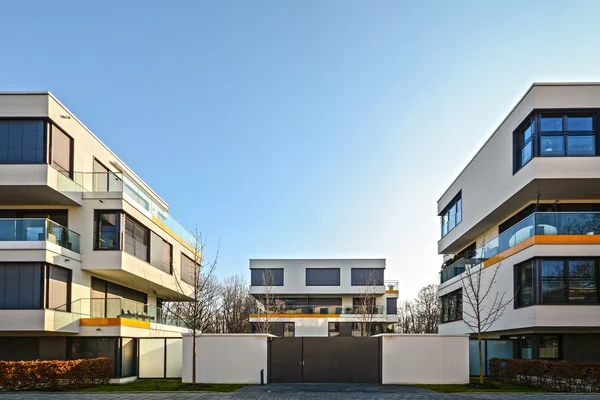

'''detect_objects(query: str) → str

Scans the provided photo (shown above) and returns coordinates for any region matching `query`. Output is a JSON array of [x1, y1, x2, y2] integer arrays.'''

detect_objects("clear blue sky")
[[2, 0, 600, 299]]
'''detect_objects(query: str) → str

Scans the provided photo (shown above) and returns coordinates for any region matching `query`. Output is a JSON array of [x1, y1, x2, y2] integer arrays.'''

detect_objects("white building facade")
[[438, 83, 600, 364], [0, 92, 196, 379], [248, 259, 398, 337]]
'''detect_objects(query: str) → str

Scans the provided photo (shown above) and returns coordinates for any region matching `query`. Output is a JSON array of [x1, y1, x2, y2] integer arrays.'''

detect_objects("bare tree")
[[166, 228, 220, 384], [354, 270, 380, 337], [397, 300, 418, 333], [220, 274, 252, 333], [415, 284, 440, 334], [460, 254, 513, 386], [252, 269, 280, 334]]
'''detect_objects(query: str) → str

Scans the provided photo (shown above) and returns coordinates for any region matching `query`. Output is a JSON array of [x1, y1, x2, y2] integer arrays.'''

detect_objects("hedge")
[[490, 358, 600, 392], [0, 358, 113, 391]]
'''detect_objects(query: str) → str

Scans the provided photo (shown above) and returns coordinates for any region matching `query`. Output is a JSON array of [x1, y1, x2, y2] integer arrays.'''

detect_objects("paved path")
[[2, 384, 600, 399]]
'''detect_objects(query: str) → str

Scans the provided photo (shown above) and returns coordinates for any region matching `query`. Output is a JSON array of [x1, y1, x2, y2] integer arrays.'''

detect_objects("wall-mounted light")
[[60, 114, 71, 119]]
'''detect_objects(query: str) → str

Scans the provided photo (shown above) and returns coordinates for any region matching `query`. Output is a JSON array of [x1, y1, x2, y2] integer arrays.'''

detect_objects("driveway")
[[2, 384, 600, 399]]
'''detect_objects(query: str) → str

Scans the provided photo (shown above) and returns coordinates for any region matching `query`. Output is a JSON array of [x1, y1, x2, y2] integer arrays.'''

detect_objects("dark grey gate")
[[269, 337, 381, 383]]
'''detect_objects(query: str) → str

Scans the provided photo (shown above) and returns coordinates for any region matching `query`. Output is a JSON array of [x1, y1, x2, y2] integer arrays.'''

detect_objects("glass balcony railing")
[[76, 298, 187, 327], [0, 218, 81, 253], [249, 305, 386, 315], [440, 212, 600, 284], [59, 170, 196, 248], [385, 280, 399, 292]]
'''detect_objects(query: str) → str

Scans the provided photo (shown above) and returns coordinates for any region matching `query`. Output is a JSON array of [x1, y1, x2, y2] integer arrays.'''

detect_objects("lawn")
[[414, 378, 545, 393], [69, 379, 246, 392]]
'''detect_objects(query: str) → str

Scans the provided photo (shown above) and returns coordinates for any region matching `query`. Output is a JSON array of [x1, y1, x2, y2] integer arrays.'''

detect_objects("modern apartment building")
[[437, 83, 600, 365], [0, 92, 197, 380], [248, 259, 399, 337]]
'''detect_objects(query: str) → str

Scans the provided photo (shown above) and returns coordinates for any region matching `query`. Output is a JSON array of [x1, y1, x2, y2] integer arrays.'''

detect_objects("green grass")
[[414, 378, 545, 393], [66, 379, 246, 392]]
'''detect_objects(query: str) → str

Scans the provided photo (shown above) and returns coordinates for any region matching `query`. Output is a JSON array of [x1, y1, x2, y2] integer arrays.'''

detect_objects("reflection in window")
[[51, 125, 73, 177], [540, 135, 564, 156], [539, 335, 560, 359], [0, 120, 45, 164], [124, 216, 149, 261], [568, 260, 597, 303], [541, 260, 566, 303], [441, 193, 462, 237], [328, 322, 340, 337], [520, 336, 533, 360], [283, 322, 295, 337], [516, 260, 534, 307], [441, 289, 462, 323], [95, 211, 120, 250]]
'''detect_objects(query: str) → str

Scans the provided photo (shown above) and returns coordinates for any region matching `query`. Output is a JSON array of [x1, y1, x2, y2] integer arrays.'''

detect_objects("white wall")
[[183, 334, 271, 384], [380, 334, 469, 384]]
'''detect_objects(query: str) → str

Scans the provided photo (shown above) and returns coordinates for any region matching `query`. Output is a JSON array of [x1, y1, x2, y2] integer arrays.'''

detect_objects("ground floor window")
[[516, 334, 561, 360], [539, 335, 560, 359], [283, 322, 295, 337], [441, 289, 462, 323], [328, 322, 340, 337]]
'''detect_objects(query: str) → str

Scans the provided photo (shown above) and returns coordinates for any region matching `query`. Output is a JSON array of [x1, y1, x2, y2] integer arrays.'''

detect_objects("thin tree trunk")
[[192, 327, 197, 384], [478, 330, 483, 385]]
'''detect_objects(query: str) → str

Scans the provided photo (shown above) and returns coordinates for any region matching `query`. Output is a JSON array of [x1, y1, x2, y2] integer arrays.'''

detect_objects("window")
[[94, 211, 120, 250], [50, 125, 73, 177], [0, 120, 45, 164], [47, 265, 70, 310], [181, 254, 198, 286], [440, 192, 462, 237], [539, 335, 560, 359], [250, 268, 284, 286], [515, 260, 535, 307], [305, 268, 340, 286], [283, 322, 295, 337], [520, 336, 533, 360], [0, 263, 43, 309], [93, 159, 120, 191], [150, 232, 172, 274], [515, 258, 598, 306], [386, 297, 398, 314], [441, 289, 462, 323], [514, 111, 597, 172], [124, 215, 149, 261], [351, 268, 384, 285], [328, 322, 340, 337]]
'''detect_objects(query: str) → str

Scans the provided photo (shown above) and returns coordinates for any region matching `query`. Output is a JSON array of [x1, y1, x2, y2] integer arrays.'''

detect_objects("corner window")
[[441, 289, 462, 323], [539, 335, 560, 359], [150, 232, 172, 274], [440, 192, 462, 238], [250, 268, 284, 286], [50, 125, 73, 177], [515, 260, 535, 307], [124, 215, 149, 261], [0, 263, 43, 309], [514, 111, 597, 173], [328, 322, 340, 337], [47, 265, 71, 310], [0, 120, 46, 164], [181, 254, 198, 286]]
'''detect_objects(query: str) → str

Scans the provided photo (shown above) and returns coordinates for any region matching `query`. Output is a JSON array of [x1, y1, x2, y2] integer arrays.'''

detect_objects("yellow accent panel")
[[249, 314, 341, 318], [80, 318, 150, 329], [386, 290, 399, 295], [484, 235, 600, 268], [152, 216, 197, 255]]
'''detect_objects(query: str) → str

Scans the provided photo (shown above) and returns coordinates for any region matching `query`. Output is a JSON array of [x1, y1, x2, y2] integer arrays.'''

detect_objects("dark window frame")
[[93, 210, 122, 251], [45, 264, 72, 311], [305, 268, 341, 286], [440, 191, 462, 238], [49, 123, 74, 179], [514, 257, 600, 308], [0, 118, 48, 165], [350, 268, 384, 286], [514, 109, 600, 174], [250, 268, 284, 286], [440, 288, 462, 323]]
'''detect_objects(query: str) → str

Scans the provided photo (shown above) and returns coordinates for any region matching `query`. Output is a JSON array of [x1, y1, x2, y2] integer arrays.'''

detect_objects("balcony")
[[69, 298, 186, 328], [385, 280, 399, 295], [64, 171, 195, 249], [440, 212, 600, 284], [0, 218, 80, 253]]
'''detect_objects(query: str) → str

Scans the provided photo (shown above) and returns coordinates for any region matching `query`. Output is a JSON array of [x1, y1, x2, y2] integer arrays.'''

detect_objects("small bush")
[[490, 358, 600, 392], [0, 358, 113, 391]]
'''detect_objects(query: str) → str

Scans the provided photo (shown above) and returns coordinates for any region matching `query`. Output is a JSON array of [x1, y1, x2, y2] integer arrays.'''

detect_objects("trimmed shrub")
[[490, 358, 600, 392], [0, 358, 113, 391]]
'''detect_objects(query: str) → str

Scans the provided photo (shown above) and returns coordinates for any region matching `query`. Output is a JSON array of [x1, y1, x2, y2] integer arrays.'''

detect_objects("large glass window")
[[328, 322, 340, 337], [539, 335, 560, 359], [441, 289, 462, 323], [50, 125, 73, 176], [440, 192, 462, 237], [0, 263, 43, 309], [305, 268, 340, 286], [515, 111, 597, 172], [516, 260, 535, 307], [283, 322, 295, 337], [94, 211, 120, 250], [350, 268, 384, 286], [181, 254, 198, 286], [0, 120, 45, 164], [150, 232, 172, 274], [124, 215, 149, 261], [516, 258, 598, 306], [250, 268, 284, 286]]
